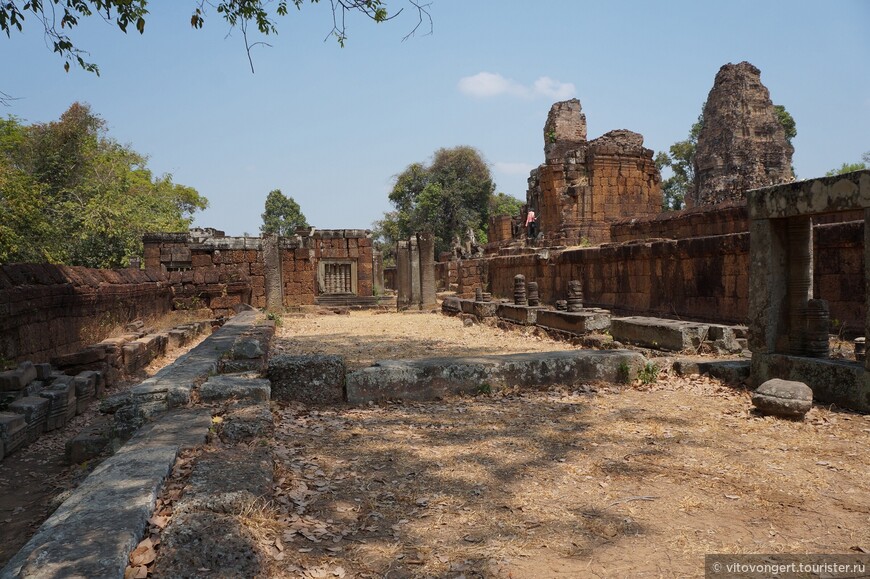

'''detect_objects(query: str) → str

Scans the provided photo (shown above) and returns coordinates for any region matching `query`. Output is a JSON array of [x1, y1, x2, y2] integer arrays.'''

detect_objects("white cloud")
[[532, 76, 576, 100], [458, 72, 575, 100], [494, 161, 536, 176]]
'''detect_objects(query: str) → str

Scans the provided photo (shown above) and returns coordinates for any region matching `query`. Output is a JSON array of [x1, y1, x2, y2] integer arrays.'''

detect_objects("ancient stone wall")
[[145, 232, 262, 316], [691, 62, 794, 207], [455, 258, 489, 298], [488, 214, 515, 245], [0, 264, 172, 363], [526, 100, 662, 246], [144, 229, 374, 313], [610, 201, 748, 242], [469, 219, 865, 330]]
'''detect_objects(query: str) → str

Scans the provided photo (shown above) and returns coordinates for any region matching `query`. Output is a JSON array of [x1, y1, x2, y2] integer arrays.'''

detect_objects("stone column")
[[373, 250, 384, 297], [748, 217, 789, 355], [418, 232, 437, 310], [786, 216, 813, 356], [263, 234, 284, 312], [409, 236, 422, 310], [396, 241, 410, 310]]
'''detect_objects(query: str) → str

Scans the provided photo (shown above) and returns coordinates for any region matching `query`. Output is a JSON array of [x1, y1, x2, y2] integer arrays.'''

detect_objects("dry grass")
[[256, 311, 870, 578]]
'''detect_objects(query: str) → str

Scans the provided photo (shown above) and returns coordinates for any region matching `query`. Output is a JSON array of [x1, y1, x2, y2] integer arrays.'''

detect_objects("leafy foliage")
[[655, 106, 704, 211], [489, 192, 524, 218], [0, 0, 431, 78], [260, 189, 309, 237], [0, 103, 208, 267], [825, 152, 869, 176], [375, 146, 497, 256], [773, 105, 797, 145]]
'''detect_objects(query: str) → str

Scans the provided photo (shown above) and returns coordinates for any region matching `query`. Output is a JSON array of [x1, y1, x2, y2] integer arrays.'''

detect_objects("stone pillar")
[[396, 241, 410, 310], [418, 232, 437, 310], [787, 216, 812, 356], [409, 236, 422, 310], [748, 217, 789, 356], [263, 234, 284, 312], [373, 250, 384, 296]]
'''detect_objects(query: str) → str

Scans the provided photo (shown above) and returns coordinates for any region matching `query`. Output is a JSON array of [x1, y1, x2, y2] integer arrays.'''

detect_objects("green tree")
[[774, 105, 797, 145], [655, 107, 704, 211], [260, 189, 309, 237], [371, 210, 401, 267], [0, 103, 208, 267], [380, 146, 497, 256], [489, 192, 524, 217], [0, 0, 430, 80], [825, 154, 869, 177]]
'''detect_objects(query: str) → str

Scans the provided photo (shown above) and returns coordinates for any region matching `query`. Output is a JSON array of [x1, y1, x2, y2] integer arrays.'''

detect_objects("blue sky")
[[4, 0, 869, 236]]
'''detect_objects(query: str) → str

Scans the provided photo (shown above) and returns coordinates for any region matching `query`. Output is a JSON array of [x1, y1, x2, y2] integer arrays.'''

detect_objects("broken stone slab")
[[176, 446, 273, 514], [536, 309, 611, 335], [66, 415, 116, 464], [472, 301, 499, 319], [101, 310, 264, 439], [496, 304, 540, 326], [751, 378, 813, 418], [50, 346, 106, 369], [751, 353, 870, 414], [73, 373, 96, 415], [7, 396, 50, 443], [345, 350, 647, 404], [152, 446, 273, 577], [0, 408, 211, 579], [151, 511, 266, 579], [441, 297, 461, 315], [611, 317, 709, 352], [0, 412, 27, 456], [0, 363, 37, 393], [38, 382, 76, 432], [268, 354, 346, 404], [34, 364, 53, 381], [672, 359, 751, 385], [24, 380, 44, 397], [198, 375, 271, 404], [219, 404, 275, 444]]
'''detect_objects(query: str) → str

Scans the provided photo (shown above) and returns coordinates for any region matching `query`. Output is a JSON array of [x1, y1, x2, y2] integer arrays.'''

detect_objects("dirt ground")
[[0, 314, 211, 568], [255, 310, 870, 578]]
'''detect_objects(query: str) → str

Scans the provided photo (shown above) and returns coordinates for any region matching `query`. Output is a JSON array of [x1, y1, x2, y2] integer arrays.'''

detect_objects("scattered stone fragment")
[[751, 378, 813, 418]]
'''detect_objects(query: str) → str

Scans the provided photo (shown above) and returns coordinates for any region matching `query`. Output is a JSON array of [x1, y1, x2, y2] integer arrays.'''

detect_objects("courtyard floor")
[[249, 311, 870, 578]]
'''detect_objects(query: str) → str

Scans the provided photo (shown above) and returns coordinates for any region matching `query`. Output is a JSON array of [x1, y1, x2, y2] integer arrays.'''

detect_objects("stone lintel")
[[748, 170, 870, 220]]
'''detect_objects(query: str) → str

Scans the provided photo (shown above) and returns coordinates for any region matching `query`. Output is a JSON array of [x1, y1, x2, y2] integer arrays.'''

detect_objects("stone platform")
[[345, 349, 646, 403]]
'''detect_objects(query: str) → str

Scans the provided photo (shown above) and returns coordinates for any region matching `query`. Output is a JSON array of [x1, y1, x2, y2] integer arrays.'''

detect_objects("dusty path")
[[259, 311, 870, 578]]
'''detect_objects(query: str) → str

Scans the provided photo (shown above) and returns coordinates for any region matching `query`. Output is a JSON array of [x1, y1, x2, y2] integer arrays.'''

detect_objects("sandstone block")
[[751, 378, 812, 418], [268, 354, 345, 404]]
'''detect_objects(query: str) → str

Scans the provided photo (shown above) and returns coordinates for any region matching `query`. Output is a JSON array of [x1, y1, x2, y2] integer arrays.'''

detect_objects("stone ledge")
[[1, 408, 212, 579], [346, 350, 646, 404], [751, 353, 870, 413]]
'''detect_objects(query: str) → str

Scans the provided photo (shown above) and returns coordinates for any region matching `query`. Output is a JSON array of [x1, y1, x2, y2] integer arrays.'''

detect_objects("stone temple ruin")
[[0, 60, 869, 576], [692, 61, 795, 207], [524, 98, 662, 246]]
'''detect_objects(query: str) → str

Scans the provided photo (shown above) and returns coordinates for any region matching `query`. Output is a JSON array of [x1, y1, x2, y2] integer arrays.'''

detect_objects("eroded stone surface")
[[268, 354, 345, 404], [691, 61, 794, 207], [751, 378, 813, 417]]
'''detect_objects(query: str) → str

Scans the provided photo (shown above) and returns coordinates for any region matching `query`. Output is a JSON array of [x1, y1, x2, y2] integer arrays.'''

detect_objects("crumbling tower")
[[691, 61, 794, 207], [527, 98, 662, 245]]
